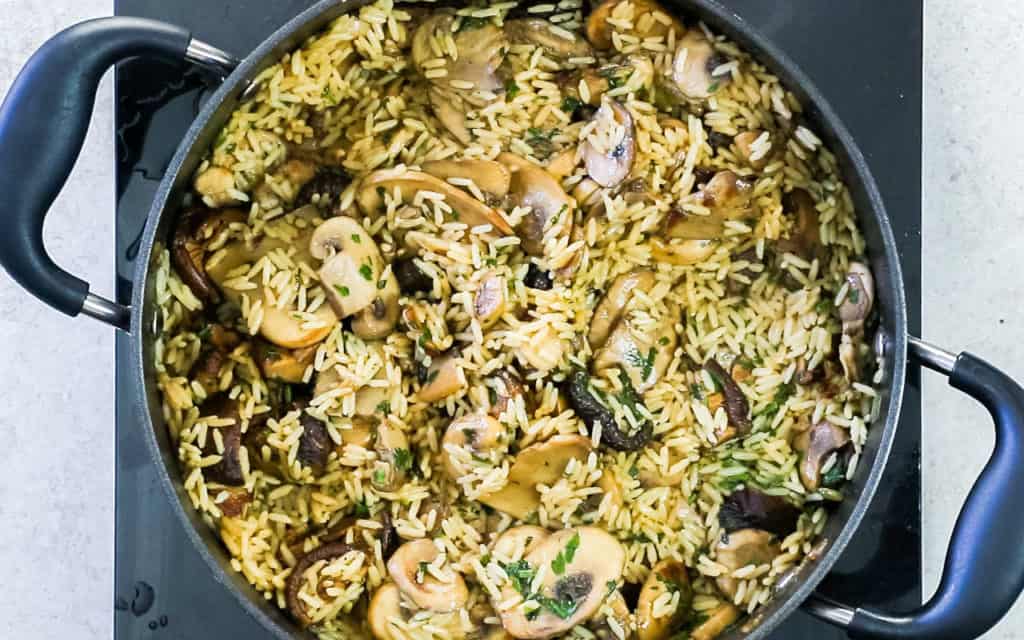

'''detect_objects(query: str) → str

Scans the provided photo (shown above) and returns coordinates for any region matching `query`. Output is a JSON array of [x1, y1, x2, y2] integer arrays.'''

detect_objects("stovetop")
[[112, 2, 923, 637]]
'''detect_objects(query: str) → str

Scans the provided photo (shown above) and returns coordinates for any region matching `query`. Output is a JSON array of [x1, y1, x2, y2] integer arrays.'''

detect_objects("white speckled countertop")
[[1, 0, 1022, 638]]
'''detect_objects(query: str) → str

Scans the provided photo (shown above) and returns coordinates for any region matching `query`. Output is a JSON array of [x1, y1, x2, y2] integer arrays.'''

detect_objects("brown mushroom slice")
[[636, 559, 693, 640], [582, 100, 636, 188], [546, 147, 579, 181], [474, 272, 507, 329], [368, 582, 405, 640], [418, 353, 468, 403], [662, 172, 756, 243], [689, 604, 740, 640], [734, 130, 770, 170], [372, 422, 410, 491], [703, 359, 751, 437], [388, 539, 469, 613], [171, 208, 246, 303], [259, 298, 338, 349], [498, 527, 625, 639], [199, 393, 244, 486], [479, 435, 593, 520], [256, 342, 316, 383], [412, 11, 507, 94], [194, 166, 241, 208], [586, 0, 683, 51], [285, 542, 366, 628], [714, 528, 780, 600], [839, 261, 874, 335], [352, 272, 400, 340], [297, 412, 333, 474], [357, 170, 514, 236], [672, 31, 730, 100], [505, 18, 594, 62], [586, 590, 632, 640], [794, 421, 852, 491], [651, 238, 718, 266], [422, 159, 512, 200], [517, 323, 565, 373], [588, 270, 655, 349], [442, 414, 505, 479], [429, 87, 473, 145], [776, 189, 821, 260], [505, 160, 575, 256], [310, 216, 384, 319], [593, 319, 676, 393], [487, 372, 528, 418], [493, 526, 550, 560], [718, 487, 800, 537]]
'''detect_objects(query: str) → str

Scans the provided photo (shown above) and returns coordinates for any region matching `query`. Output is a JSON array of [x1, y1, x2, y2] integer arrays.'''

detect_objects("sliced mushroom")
[[487, 371, 528, 418], [479, 435, 593, 519], [353, 272, 400, 340], [586, 0, 683, 51], [838, 261, 874, 336], [523, 263, 554, 291], [368, 582, 405, 640], [505, 18, 594, 63], [565, 369, 653, 451], [666, 172, 755, 243], [310, 216, 384, 319], [492, 525, 549, 560], [442, 414, 505, 479], [340, 420, 375, 449], [260, 297, 338, 349], [297, 411, 332, 474], [199, 393, 244, 486], [285, 542, 366, 628], [689, 604, 740, 640], [429, 87, 473, 145], [734, 130, 770, 170], [505, 160, 575, 256], [194, 166, 241, 208], [357, 169, 514, 236], [583, 100, 636, 188], [636, 560, 692, 640], [474, 272, 507, 328], [714, 529, 780, 600], [294, 168, 351, 211], [794, 421, 852, 492], [418, 353, 468, 403], [256, 342, 316, 383], [718, 487, 801, 537], [171, 207, 246, 303], [372, 421, 410, 491], [650, 238, 719, 266], [672, 31, 731, 100], [517, 323, 565, 372], [593, 319, 676, 393], [776, 189, 821, 260], [412, 11, 507, 95], [587, 590, 632, 640], [388, 539, 469, 613], [422, 159, 512, 201], [703, 359, 751, 438], [402, 300, 451, 353], [588, 270, 655, 349], [546, 147, 579, 181], [498, 527, 625, 639]]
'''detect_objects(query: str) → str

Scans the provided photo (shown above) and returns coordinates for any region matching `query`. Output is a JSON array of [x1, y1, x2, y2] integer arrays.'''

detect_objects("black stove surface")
[[113, 2, 922, 637]]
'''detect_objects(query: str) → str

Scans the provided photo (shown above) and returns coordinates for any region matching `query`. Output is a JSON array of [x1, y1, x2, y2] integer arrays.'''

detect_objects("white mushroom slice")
[[418, 354, 468, 403], [838, 261, 874, 335], [260, 292, 338, 349], [651, 238, 718, 266], [689, 604, 740, 640], [412, 11, 507, 94], [388, 539, 469, 613], [587, 590, 632, 640], [429, 87, 473, 145], [734, 130, 770, 170], [492, 526, 549, 560], [353, 272, 400, 340], [546, 147, 579, 181], [368, 582, 404, 640], [479, 435, 592, 519], [497, 527, 625, 639], [794, 420, 851, 491], [593, 318, 676, 392], [310, 217, 384, 319], [665, 172, 755, 242], [582, 100, 635, 188], [194, 166, 241, 207], [442, 414, 505, 479], [357, 170, 514, 236], [505, 160, 575, 256], [505, 18, 594, 62], [588, 270, 655, 349], [714, 528, 780, 599], [517, 323, 565, 372], [474, 272, 507, 329], [672, 31, 730, 100], [372, 422, 410, 491], [637, 560, 692, 640], [422, 159, 512, 200]]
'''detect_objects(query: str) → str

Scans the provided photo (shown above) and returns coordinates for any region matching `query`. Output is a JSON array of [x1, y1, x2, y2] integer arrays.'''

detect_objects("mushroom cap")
[[636, 559, 692, 640], [422, 159, 512, 200], [474, 272, 508, 329], [498, 527, 625, 639], [838, 261, 875, 334], [442, 414, 505, 479], [718, 488, 800, 538], [285, 542, 366, 628], [689, 604, 740, 640], [650, 238, 719, 266], [368, 582, 404, 640], [418, 353, 468, 403], [505, 18, 594, 62], [702, 359, 751, 437], [582, 100, 636, 188], [794, 421, 852, 491], [671, 31, 729, 100], [588, 270, 655, 349], [310, 216, 385, 320], [387, 539, 469, 612], [492, 525, 550, 560], [776, 188, 822, 260], [352, 272, 400, 340], [505, 160, 575, 256], [428, 87, 473, 145], [412, 11, 507, 94], [714, 528, 780, 599]]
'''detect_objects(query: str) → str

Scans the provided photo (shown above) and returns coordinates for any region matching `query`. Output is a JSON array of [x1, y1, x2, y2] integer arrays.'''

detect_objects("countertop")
[[0, 0, 1021, 637]]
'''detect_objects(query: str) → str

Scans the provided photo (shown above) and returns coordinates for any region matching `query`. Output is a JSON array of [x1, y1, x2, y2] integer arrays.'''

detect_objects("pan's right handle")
[[0, 17, 238, 332], [805, 336, 1024, 639]]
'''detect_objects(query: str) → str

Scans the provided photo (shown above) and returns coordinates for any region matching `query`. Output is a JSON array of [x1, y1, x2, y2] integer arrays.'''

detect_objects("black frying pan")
[[1, 2, 1023, 638]]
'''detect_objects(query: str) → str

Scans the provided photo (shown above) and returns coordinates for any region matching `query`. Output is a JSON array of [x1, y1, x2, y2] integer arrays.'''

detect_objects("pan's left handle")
[[0, 17, 238, 332]]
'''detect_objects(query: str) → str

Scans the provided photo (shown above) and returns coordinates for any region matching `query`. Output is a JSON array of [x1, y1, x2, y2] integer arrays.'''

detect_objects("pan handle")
[[0, 17, 238, 332], [805, 335, 1024, 639]]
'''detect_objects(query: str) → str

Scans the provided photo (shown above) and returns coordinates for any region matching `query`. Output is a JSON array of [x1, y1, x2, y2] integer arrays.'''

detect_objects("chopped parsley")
[[501, 560, 535, 597], [550, 532, 580, 575], [815, 296, 833, 315], [537, 594, 578, 620], [283, 384, 293, 405], [359, 263, 374, 281], [372, 468, 387, 485], [351, 233, 362, 244], [690, 382, 704, 401], [560, 95, 582, 113], [628, 465, 640, 478], [457, 16, 489, 32], [505, 79, 520, 98], [657, 573, 682, 594], [197, 324, 212, 341], [353, 500, 370, 518], [394, 448, 413, 472], [625, 346, 657, 381], [426, 368, 440, 384], [760, 382, 795, 418], [659, 336, 671, 346], [334, 284, 350, 297], [847, 287, 860, 304], [821, 460, 847, 488], [375, 400, 391, 415], [707, 81, 720, 93], [606, 580, 618, 597]]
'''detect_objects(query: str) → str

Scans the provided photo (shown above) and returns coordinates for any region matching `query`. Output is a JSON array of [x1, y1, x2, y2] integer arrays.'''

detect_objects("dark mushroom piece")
[[198, 393, 245, 486], [294, 168, 351, 211], [565, 369, 653, 451], [171, 207, 246, 303], [775, 189, 822, 261], [523, 263, 554, 290], [297, 411, 333, 474], [703, 359, 751, 440], [321, 511, 398, 560], [285, 542, 365, 628], [215, 487, 251, 518], [505, 18, 595, 63], [391, 255, 434, 295], [718, 487, 801, 537], [793, 420, 852, 492], [256, 341, 317, 384]]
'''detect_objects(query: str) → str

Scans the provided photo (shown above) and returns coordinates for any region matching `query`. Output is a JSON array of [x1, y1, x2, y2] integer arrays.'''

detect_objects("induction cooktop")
[[112, 2, 923, 637]]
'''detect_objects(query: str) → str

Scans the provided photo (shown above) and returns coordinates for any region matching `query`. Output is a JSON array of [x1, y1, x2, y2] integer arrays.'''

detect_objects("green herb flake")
[[334, 284, 351, 297], [283, 384, 293, 405], [821, 460, 847, 488], [426, 368, 440, 384], [416, 561, 430, 583], [457, 15, 489, 33], [375, 400, 391, 415], [606, 580, 618, 597], [551, 531, 581, 575], [690, 383, 704, 401], [359, 263, 374, 281], [561, 95, 582, 113], [628, 466, 639, 478], [815, 297, 833, 315], [378, 279, 387, 290], [707, 81, 720, 93], [353, 500, 370, 518], [505, 79, 520, 99], [659, 336, 671, 346], [394, 448, 413, 472], [847, 287, 860, 304], [351, 233, 362, 244], [501, 560, 536, 597], [372, 468, 387, 485]]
